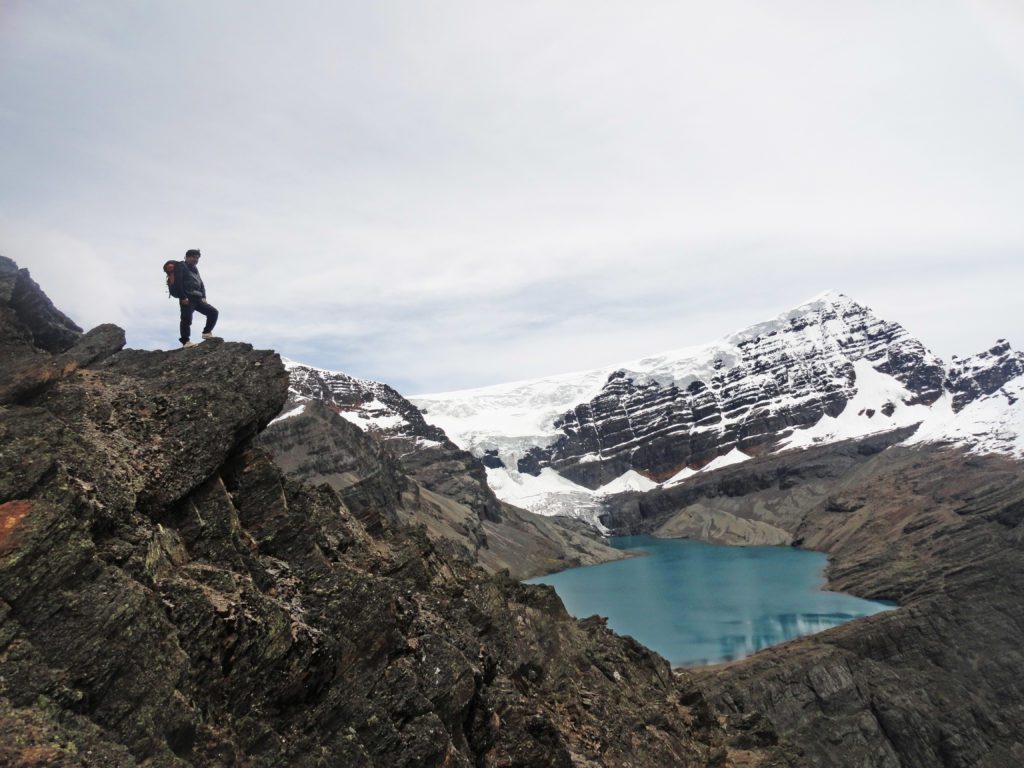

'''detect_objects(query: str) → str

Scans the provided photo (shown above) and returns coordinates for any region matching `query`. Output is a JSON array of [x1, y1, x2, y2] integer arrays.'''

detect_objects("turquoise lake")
[[526, 535, 894, 667]]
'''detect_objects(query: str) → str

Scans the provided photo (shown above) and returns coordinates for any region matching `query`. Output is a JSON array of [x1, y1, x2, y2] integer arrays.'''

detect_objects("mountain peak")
[[725, 290, 871, 345], [801, 288, 850, 305], [409, 291, 958, 521]]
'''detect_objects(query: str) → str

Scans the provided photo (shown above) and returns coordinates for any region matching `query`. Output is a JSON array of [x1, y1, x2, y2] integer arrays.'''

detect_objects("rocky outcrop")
[[267, 364, 627, 579], [946, 339, 1024, 412], [1, 259, 796, 766], [598, 424, 1024, 767], [259, 398, 413, 535], [600, 427, 916, 540], [0, 254, 82, 353], [283, 362, 503, 522], [0, 254, 125, 406]]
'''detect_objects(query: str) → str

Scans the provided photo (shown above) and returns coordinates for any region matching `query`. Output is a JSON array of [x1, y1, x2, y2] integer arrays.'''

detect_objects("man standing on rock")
[[176, 248, 218, 348]]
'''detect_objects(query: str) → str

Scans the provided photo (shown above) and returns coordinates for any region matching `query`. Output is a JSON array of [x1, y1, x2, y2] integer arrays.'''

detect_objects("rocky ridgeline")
[[946, 340, 1024, 413], [265, 364, 625, 579], [0, 256, 794, 766], [285, 361, 450, 446], [283, 361, 503, 523]]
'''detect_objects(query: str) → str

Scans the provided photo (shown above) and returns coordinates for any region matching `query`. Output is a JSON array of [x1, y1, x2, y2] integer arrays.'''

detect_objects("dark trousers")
[[179, 298, 219, 343]]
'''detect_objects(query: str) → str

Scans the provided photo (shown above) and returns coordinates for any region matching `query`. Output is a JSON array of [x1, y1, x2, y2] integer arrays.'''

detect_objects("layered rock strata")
[[1, 258, 794, 766], [268, 363, 624, 578], [411, 293, 959, 503], [284, 361, 503, 522], [946, 339, 1024, 413], [531, 295, 944, 487]]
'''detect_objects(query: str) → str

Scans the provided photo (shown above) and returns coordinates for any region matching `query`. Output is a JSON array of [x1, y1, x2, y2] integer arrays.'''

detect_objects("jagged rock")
[[282, 362, 503, 523], [265, 365, 628, 579], [0, 255, 82, 353], [0, 256, 124, 406], [258, 398, 411, 535], [823, 495, 866, 514], [946, 340, 1024, 412], [0, 257, 794, 766]]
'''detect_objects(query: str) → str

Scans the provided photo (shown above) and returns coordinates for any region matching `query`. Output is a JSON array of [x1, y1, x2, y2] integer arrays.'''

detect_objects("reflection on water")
[[717, 612, 864, 663], [526, 535, 894, 667]]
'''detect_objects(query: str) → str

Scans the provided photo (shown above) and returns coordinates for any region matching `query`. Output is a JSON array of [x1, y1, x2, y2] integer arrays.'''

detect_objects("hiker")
[[175, 248, 218, 347]]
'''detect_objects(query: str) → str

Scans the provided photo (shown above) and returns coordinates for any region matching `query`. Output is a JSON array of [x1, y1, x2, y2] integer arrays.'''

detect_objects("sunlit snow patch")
[[906, 376, 1024, 458], [337, 399, 406, 431], [485, 466, 607, 527], [268, 404, 306, 426], [699, 447, 751, 473], [597, 469, 660, 495], [779, 359, 930, 450], [663, 467, 698, 487]]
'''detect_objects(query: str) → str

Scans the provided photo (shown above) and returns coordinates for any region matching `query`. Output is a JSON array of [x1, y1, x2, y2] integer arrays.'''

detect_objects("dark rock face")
[[283, 363, 503, 523], [480, 450, 504, 469], [0, 258, 794, 766], [516, 445, 548, 476], [946, 339, 1024, 412], [0, 255, 82, 353], [0, 255, 125, 406], [261, 380, 630, 581], [535, 295, 946, 489], [259, 398, 413, 535]]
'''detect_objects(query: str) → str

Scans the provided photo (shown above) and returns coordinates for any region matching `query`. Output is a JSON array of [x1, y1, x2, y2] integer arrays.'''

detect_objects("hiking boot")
[[182, 341, 196, 348], [201, 333, 215, 340]]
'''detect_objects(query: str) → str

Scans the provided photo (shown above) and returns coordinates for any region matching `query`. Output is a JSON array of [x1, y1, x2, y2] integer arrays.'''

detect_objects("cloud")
[[2, 1, 1023, 392]]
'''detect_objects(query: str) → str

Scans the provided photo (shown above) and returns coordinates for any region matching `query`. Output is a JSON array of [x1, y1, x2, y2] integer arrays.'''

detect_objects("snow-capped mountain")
[[278, 359, 446, 449], [906, 340, 1024, 457], [409, 292, 1023, 519]]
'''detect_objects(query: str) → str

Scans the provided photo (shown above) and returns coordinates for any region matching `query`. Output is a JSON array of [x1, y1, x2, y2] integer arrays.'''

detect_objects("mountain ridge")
[[263, 357, 627, 578], [6, 255, 1024, 766], [270, 288, 1024, 765], [405, 292, 1022, 520]]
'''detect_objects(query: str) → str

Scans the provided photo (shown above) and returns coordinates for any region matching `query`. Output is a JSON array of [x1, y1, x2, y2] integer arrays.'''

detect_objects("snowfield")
[[283, 294, 1023, 520]]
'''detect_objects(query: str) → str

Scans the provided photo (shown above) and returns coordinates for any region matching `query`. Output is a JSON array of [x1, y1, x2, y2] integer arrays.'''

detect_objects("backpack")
[[163, 260, 183, 298]]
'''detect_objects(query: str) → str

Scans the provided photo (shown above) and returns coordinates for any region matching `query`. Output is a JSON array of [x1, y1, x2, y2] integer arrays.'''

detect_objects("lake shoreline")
[[527, 535, 894, 668]]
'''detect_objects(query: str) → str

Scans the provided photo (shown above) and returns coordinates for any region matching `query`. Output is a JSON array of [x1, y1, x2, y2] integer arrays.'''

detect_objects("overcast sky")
[[2, 1, 1023, 393]]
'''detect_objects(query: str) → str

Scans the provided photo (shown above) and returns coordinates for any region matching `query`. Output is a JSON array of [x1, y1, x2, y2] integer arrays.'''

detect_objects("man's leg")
[[194, 302, 219, 335], [179, 301, 195, 344]]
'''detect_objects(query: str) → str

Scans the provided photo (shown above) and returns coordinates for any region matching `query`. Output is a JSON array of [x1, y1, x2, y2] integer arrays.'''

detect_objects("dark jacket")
[[177, 262, 206, 300]]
